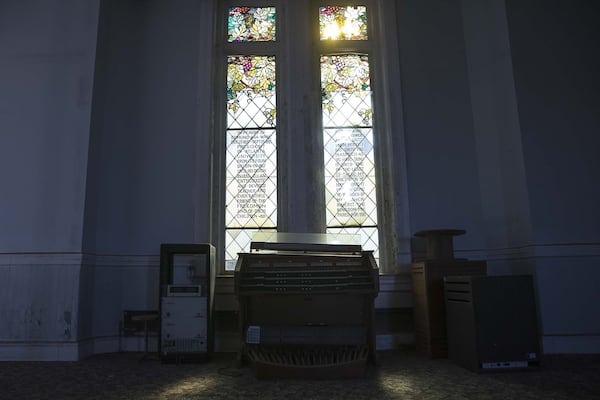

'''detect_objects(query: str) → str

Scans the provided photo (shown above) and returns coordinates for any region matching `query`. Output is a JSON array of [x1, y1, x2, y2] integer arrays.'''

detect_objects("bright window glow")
[[321, 54, 379, 259], [319, 6, 367, 40]]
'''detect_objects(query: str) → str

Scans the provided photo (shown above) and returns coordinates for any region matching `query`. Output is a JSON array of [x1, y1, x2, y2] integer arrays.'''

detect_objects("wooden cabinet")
[[411, 259, 487, 358]]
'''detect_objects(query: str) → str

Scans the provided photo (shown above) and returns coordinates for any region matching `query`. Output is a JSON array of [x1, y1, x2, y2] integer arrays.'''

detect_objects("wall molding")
[[0, 252, 158, 267], [2, 242, 596, 267], [454, 242, 600, 262], [531, 243, 600, 258], [91, 254, 160, 267], [0, 252, 83, 266], [542, 335, 600, 354]]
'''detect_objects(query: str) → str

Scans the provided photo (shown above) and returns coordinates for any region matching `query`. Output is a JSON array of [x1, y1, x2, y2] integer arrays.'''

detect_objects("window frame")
[[212, 0, 288, 273], [210, 0, 409, 275], [315, 5, 379, 258]]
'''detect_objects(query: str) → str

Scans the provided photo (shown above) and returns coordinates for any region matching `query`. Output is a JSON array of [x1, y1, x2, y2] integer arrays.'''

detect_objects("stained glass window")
[[319, 6, 368, 40], [225, 55, 277, 270], [321, 54, 379, 259], [228, 7, 276, 42], [219, 3, 386, 273]]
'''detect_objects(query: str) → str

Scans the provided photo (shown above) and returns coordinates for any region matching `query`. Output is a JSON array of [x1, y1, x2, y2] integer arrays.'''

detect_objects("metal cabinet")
[[161, 295, 208, 355], [159, 244, 215, 362]]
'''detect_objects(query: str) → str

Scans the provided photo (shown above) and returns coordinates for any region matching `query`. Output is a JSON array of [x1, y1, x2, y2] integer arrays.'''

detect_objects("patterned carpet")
[[1, 350, 599, 399]]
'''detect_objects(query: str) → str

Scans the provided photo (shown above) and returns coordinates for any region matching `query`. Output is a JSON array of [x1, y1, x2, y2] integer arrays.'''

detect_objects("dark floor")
[[1, 350, 599, 400]]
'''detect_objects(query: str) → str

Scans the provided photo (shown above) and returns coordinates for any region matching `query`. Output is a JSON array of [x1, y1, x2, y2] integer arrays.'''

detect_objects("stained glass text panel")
[[324, 127, 377, 227], [226, 128, 277, 228]]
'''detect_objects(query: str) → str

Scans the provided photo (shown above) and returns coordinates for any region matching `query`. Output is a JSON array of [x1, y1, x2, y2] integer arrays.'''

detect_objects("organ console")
[[234, 232, 379, 379]]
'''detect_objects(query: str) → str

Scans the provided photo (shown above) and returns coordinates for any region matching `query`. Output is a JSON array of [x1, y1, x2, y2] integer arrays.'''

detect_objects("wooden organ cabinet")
[[234, 233, 379, 379]]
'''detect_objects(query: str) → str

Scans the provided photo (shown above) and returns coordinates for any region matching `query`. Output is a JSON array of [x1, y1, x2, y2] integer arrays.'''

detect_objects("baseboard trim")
[[0, 341, 80, 361], [8, 333, 599, 361], [0, 333, 415, 361], [376, 333, 415, 350]]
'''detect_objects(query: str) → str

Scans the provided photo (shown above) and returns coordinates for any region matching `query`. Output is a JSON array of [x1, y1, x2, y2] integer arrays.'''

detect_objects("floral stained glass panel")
[[225, 55, 277, 270], [321, 54, 371, 127], [319, 6, 367, 40], [321, 54, 378, 257], [228, 7, 276, 42], [227, 56, 277, 128]]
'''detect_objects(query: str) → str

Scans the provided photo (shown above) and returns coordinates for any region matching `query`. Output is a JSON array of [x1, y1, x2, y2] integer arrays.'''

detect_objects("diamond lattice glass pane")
[[228, 7, 276, 42], [227, 56, 276, 129], [327, 226, 379, 262], [319, 6, 367, 40], [226, 129, 277, 228], [225, 228, 277, 271]]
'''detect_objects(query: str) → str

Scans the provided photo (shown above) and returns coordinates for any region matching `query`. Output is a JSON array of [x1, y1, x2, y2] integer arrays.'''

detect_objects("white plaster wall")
[[0, 255, 80, 341], [79, 0, 215, 353], [507, 0, 600, 246], [506, 0, 600, 352], [396, 0, 486, 253], [83, 0, 213, 256], [0, 1, 100, 360], [0, 0, 99, 252], [0, 254, 82, 360], [90, 258, 160, 338]]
